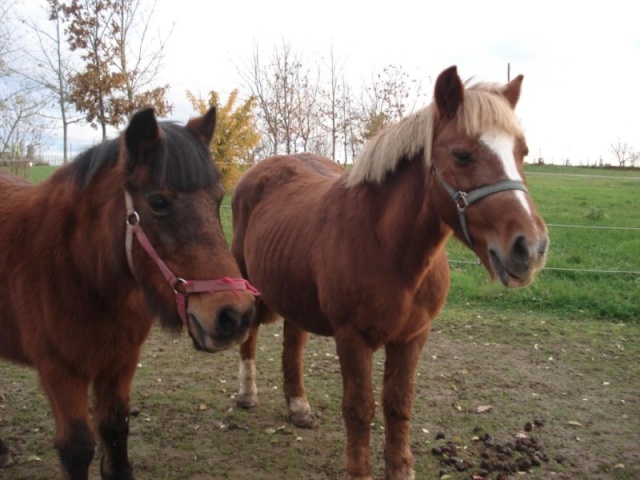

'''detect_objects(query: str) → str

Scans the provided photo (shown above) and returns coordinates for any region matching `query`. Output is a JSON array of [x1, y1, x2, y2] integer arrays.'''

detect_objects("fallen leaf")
[[567, 420, 582, 426], [198, 403, 207, 411], [476, 405, 493, 413], [27, 455, 42, 462]]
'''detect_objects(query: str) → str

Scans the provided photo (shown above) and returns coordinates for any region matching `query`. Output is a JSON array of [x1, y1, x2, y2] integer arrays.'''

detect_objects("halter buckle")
[[173, 277, 188, 294], [454, 191, 469, 211], [126, 210, 140, 226]]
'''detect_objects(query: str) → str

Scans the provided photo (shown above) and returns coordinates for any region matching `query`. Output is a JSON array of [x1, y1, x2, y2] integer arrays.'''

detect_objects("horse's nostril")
[[512, 235, 529, 262], [242, 304, 256, 328], [537, 237, 549, 257], [216, 307, 242, 337]]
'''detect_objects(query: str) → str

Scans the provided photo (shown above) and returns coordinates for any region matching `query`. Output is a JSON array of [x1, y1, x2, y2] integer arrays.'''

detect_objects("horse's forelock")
[[151, 122, 220, 192], [458, 83, 523, 138]]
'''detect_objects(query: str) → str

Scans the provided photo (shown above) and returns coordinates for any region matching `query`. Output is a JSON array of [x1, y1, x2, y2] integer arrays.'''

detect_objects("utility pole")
[[507, 62, 511, 82]]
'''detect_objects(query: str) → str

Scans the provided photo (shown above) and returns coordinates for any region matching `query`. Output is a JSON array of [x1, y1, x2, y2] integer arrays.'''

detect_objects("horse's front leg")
[[0, 438, 14, 468], [38, 365, 95, 480], [92, 354, 139, 480], [382, 329, 430, 480], [236, 322, 261, 408], [335, 324, 375, 480]]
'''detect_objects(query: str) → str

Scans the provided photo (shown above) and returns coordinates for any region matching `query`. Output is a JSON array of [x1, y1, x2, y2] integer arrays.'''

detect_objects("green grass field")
[[20, 163, 640, 322]]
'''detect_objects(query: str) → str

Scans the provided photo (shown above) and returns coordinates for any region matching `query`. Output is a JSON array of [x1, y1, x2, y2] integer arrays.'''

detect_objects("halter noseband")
[[124, 191, 259, 326], [432, 166, 529, 247]]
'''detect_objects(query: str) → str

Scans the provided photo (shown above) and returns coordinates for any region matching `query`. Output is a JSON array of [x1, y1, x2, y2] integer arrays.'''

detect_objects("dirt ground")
[[0, 307, 638, 479]]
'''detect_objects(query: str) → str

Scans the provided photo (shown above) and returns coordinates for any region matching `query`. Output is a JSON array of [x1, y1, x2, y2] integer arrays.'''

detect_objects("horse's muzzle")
[[188, 303, 255, 352], [489, 235, 549, 288]]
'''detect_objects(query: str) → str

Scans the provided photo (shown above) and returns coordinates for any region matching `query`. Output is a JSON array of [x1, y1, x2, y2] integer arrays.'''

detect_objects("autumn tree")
[[59, 0, 171, 140], [187, 89, 260, 190]]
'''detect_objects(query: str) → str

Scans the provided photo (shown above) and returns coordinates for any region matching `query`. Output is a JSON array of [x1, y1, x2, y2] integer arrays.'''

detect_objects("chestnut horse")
[[232, 66, 548, 479], [0, 108, 258, 480]]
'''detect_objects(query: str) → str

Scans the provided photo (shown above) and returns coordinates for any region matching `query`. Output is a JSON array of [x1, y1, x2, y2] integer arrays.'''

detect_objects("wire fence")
[[34, 160, 637, 277]]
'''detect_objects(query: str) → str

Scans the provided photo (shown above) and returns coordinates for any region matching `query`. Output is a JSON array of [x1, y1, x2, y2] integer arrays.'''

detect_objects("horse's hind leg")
[[0, 438, 14, 468], [282, 319, 316, 428], [92, 355, 139, 480], [38, 367, 95, 480]]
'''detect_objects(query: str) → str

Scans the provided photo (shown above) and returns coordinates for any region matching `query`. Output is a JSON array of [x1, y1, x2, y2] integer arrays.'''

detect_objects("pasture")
[[0, 164, 638, 479]]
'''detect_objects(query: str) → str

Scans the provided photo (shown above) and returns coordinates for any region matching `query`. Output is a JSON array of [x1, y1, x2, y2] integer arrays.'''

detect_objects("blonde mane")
[[345, 82, 524, 187]]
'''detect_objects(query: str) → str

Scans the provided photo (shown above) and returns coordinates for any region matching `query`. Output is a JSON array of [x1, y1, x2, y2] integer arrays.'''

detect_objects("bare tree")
[[239, 40, 320, 156], [15, 1, 83, 163], [317, 46, 342, 162], [356, 64, 426, 141], [610, 140, 634, 167], [240, 44, 281, 155], [111, 0, 172, 123], [292, 61, 320, 153], [340, 78, 359, 165], [0, 0, 52, 168], [0, 79, 50, 172]]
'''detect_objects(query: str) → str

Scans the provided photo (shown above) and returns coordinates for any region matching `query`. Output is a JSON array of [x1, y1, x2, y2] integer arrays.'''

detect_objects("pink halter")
[[124, 191, 259, 325]]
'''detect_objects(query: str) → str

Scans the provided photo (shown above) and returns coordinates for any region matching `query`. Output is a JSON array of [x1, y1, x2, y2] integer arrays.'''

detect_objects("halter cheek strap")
[[432, 166, 529, 247], [124, 191, 259, 325]]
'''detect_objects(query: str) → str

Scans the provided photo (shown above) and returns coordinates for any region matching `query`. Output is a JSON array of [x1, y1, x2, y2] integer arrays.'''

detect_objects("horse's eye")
[[147, 194, 171, 214], [452, 149, 473, 165]]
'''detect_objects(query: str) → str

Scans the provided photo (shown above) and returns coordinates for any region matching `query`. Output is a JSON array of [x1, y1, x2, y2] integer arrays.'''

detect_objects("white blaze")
[[480, 131, 532, 216]]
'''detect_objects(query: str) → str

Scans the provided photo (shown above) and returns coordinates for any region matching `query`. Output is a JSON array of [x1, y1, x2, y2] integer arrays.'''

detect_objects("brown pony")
[[0, 108, 258, 480], [231, 66, 549, 479]]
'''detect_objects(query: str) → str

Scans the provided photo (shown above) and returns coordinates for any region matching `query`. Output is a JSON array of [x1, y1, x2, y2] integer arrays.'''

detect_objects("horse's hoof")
[[235, 393, 259, 409], [290, 410, 317, 429], [385, 468, 415, 480], [0, 452, 14, 469]]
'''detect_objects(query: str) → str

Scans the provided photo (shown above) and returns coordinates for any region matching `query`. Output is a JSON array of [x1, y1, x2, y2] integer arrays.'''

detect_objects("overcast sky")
[[45, 0, 640, 165]]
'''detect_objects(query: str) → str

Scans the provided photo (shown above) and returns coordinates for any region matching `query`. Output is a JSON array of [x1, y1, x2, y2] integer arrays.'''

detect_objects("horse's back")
[[234, 153, 343, 207], [232, 153, 344, 263]]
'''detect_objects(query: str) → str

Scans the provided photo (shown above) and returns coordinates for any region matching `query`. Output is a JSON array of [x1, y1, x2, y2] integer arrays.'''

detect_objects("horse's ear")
[[125, 108, 162, 165], [186, 107, 217, 145], [434, 65, 464, 120], [502, 74, 524, 109]]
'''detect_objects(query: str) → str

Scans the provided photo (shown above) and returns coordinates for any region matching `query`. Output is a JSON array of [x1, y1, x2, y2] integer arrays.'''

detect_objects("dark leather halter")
[[124, 191, 259, 325], [432, 166, 529, 247]]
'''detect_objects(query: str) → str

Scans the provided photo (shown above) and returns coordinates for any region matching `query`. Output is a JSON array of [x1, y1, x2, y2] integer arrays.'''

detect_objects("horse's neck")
[[357, 157, 449, 278], [52, 175, 130, 294]]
